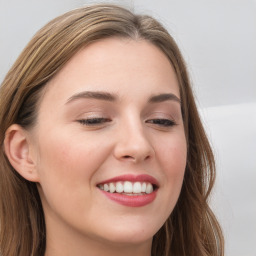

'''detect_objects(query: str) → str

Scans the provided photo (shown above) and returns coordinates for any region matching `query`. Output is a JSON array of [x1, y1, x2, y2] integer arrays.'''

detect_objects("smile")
[[97, 174, 159, 207], [97, 181, 154, 195]]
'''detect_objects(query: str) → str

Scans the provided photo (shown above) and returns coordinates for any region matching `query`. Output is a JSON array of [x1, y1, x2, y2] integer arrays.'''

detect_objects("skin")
[[13, 38, 187, 255]]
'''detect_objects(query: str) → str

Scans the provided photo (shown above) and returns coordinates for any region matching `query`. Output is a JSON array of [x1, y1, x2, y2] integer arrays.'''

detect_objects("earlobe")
[[4, 124, 40, 182]]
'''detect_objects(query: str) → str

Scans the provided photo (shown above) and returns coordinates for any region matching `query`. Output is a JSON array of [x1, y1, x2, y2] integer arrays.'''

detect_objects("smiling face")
[[29, 38, 187, 254]]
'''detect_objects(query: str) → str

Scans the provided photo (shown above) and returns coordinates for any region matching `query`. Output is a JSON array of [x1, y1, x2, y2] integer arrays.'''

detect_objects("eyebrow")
[[66, 91, 180, 104], [149, 93, 181, 104], [66, 91, 117, 104]]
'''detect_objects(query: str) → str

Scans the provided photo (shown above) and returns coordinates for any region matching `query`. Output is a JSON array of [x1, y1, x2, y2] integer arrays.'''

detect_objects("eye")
[[77, 118, 111, 126], [146, 118, 176, 127]]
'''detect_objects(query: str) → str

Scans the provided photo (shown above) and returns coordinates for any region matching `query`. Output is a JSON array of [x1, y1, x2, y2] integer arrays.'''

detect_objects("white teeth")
[[116, 182, 124, 193], [103, 184, 109, 192], [98, 181, 156, 195], [123, 181, 133, 193], [109, 182, 115, 193], [141, 182, 146, 192], [133, 182, 142, 193], [146, 183, 153, 194]]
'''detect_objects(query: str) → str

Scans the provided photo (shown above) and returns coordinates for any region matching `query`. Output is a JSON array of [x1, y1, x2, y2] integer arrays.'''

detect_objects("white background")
[[0, 0, 255, 255]]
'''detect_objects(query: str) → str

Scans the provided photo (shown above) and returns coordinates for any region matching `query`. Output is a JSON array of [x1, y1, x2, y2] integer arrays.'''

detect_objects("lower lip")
[[99, 189, 157, 207]]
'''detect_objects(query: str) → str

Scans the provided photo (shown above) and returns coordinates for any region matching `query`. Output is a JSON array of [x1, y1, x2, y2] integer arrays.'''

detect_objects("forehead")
[[41, 37, 180, 106]]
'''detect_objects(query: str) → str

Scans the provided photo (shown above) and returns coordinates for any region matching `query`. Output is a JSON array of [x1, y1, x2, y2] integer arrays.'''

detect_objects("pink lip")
[[99, 190, 157, 207], [97, 174, 159, 207]]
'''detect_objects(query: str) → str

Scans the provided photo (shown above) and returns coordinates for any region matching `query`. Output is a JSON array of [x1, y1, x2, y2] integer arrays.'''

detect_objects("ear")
[[4, 124, 40, 182]]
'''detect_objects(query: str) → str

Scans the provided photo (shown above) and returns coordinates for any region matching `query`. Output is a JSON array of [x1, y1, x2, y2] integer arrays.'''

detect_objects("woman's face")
[[30, 38, 187, 248]]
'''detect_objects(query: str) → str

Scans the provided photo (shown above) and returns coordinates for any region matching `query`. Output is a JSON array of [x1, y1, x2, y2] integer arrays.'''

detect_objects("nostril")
[[121, 154, 151, 162], [114, 141, 154, 162], [121, 155, 138, 161]]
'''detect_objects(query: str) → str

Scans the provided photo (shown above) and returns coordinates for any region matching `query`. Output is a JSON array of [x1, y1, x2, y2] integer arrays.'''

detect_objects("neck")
[[45, 236, 152, 256]]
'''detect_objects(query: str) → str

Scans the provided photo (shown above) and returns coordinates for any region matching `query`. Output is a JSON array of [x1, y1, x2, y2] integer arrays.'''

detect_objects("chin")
[[96, 222, 158, 245]]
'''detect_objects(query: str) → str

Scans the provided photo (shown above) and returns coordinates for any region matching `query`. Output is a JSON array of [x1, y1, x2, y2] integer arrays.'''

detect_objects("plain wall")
[[1, 0, 255, 255]]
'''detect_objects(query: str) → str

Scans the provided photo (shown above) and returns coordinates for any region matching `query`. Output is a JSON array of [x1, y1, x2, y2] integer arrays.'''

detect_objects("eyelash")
[[77, 118, 111, 126], [77, 118, 176, 127], [146, 119, 176, 127]]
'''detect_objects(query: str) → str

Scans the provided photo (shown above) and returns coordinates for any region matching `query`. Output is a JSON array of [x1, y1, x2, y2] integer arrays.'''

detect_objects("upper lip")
[[97, 174, 159, 187]]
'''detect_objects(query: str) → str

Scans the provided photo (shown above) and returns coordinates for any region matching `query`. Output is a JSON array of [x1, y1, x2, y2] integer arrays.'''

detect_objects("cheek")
[[35, 131, 110, 207], [157, 132, 187, 175], [37, 131, 106, 178], [35, 133, 117, 233], [155, 132, 187, 205]]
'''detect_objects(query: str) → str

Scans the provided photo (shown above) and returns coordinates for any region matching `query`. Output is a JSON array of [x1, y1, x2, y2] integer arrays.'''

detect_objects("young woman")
[[0, 4, 224, 256]]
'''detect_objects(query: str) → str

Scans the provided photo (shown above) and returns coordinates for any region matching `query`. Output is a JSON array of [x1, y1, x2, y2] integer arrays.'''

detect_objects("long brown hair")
[[0, 4, 224, 256]]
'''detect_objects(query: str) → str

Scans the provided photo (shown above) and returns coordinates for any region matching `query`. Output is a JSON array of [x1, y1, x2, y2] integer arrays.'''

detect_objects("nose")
[[113, 120, 155, 163]]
